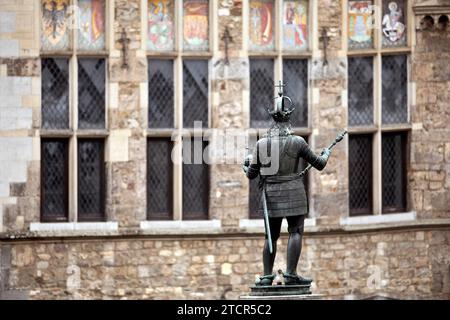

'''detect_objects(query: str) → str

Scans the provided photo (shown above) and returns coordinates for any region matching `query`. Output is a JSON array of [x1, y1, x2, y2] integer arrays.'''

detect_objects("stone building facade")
[[0, 0, 449, 299]]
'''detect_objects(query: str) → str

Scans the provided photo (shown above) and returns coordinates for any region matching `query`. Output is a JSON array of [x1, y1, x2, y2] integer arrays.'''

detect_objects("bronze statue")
[[243, 81, 346, 287]]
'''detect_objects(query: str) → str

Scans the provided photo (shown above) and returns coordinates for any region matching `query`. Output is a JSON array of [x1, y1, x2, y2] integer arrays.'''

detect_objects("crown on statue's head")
[[268, 81, 295, 123]]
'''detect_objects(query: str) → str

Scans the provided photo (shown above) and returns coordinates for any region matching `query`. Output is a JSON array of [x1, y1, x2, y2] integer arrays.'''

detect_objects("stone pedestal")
[[240, 284, 324, 300]]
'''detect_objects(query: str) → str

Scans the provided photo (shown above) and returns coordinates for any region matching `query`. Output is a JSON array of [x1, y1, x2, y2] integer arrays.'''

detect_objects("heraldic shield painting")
[[41, 0, 70, 51], [283, 0, 308, 51], [249, 0, 275, 51], [77, 0, 106, 51], [348, 0, 374, 50], [382, 0, 407, 47], [183, 0, 209, 51], [147, 0, 175, 51]]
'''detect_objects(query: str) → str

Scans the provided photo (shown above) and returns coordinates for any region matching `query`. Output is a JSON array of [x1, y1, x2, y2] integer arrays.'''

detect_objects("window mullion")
[[373, 52, 382, 215]]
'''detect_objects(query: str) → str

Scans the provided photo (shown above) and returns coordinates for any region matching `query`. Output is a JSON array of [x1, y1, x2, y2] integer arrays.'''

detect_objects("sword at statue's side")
[[298, 130, 348, 177]]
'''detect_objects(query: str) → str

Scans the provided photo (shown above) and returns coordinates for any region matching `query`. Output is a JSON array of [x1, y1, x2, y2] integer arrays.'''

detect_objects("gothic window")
[[78, 58, 106, 129], [41, 139, 69, 222], [349, 134, 373, 216], [147, 138, 173, 220], [250, 59, 274, 128], [78, 139, 105, 221], [183, 60, 209, 128], [182, 138, 209, 220], [283, 59, 308, 127], [148, 59, 174, 128], [348, 56, 374, 126], [382, 132, 407, 213], [382, 55, 408, 124], [41, 58, 69, 129], [40, 2, 108, 223]]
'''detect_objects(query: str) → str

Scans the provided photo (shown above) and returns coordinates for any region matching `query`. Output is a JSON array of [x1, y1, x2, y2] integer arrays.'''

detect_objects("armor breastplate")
[[259, 135, 300, 177]]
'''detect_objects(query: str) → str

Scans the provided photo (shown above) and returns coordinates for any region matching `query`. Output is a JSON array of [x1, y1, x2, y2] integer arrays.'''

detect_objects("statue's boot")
[[255, 274, 275, 286], [283, 272, 312, 286]]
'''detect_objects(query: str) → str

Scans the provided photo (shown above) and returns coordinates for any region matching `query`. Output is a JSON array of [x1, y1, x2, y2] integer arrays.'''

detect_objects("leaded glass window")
[[148, 59, 174, 128], [78, 58, 105, 129], [41, 58, 69, 129], [182, 139, 209, 220], [78, 139, 105, 221], [250, 59, 274, 128], [183, 60, 208, 128], [348, 56, 374, 126], [282, 0, 309, 51], [41, 0, 70, 51], [382, 0, 407, 48], [147, 138, 173, 220], [348, 1, 374, 50], [249, 0, 275, 51], [183, 0, 209, 51], [382, 55, 408, 124], [148, 0, 175, 51], [77, 0, 106, 51], [382, 132, 407, 213], [283, 59, 308, 127], [349, 134, 373, 216], [41, 139, 69, 222]]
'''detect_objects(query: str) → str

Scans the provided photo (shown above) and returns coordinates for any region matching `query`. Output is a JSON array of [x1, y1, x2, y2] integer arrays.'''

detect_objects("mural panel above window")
[[77, 0, 106, 51], [382, 0, 407, 48], [147, 0, 175, 51], [283, 0, 308, 51], [249, 0, 275, 51], [348, 0, 374, 50], [41, 0, 71, 51], [183, 0, 209, 51]]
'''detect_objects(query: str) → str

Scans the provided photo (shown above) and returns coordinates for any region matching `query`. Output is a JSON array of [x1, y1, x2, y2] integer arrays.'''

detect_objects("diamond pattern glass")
[[250, 59, 274, 128], [382, 55, 408, 124], [349, 134, 373, 216], [382, 132, 407, 213], [348, 56, 374, 126], [148, 59, 174, 128], [283, 59, 308, 127], [147, 138, 173, 220], [183, 60, 208, 128], [78, 58, 105, 129], [78, 139, 105, 221], [41, 58, 69, 129], [41, 139, 69, 222], [182, 139, 209, 220]]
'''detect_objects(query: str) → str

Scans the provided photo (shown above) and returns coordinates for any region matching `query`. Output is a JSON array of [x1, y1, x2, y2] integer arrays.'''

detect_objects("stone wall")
[[1, 227, 449, 300]]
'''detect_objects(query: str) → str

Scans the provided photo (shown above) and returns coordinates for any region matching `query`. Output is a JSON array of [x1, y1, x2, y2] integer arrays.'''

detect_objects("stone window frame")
[[143, 0, 214, 222], [38, 0, 112, 224], [245, 0, 314, 219], [344, 0, 414, 217]]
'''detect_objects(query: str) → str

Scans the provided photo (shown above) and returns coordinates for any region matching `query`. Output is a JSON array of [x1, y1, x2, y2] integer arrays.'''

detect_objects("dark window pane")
[[382, 132, 407, 213], [250, 59, 274, 128], [78, 58, 105, 129], [283, 59, 308, 127], [78, 139, 105, 221], [348, 56, 373, 126], [382, 55, 408, 124], [182, 138, 209, 219], [147, 138, 173, 220], [41, 139, 68, 221], [41, 58, 69, 129], [183, 60, 208, 128], [349, 134, 373, 216], [148, 59, 174, 128]]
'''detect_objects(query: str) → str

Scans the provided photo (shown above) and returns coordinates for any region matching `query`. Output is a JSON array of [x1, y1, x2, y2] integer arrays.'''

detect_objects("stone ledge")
[[0, 219, 449, 241], [140, 220, 222, 235]]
